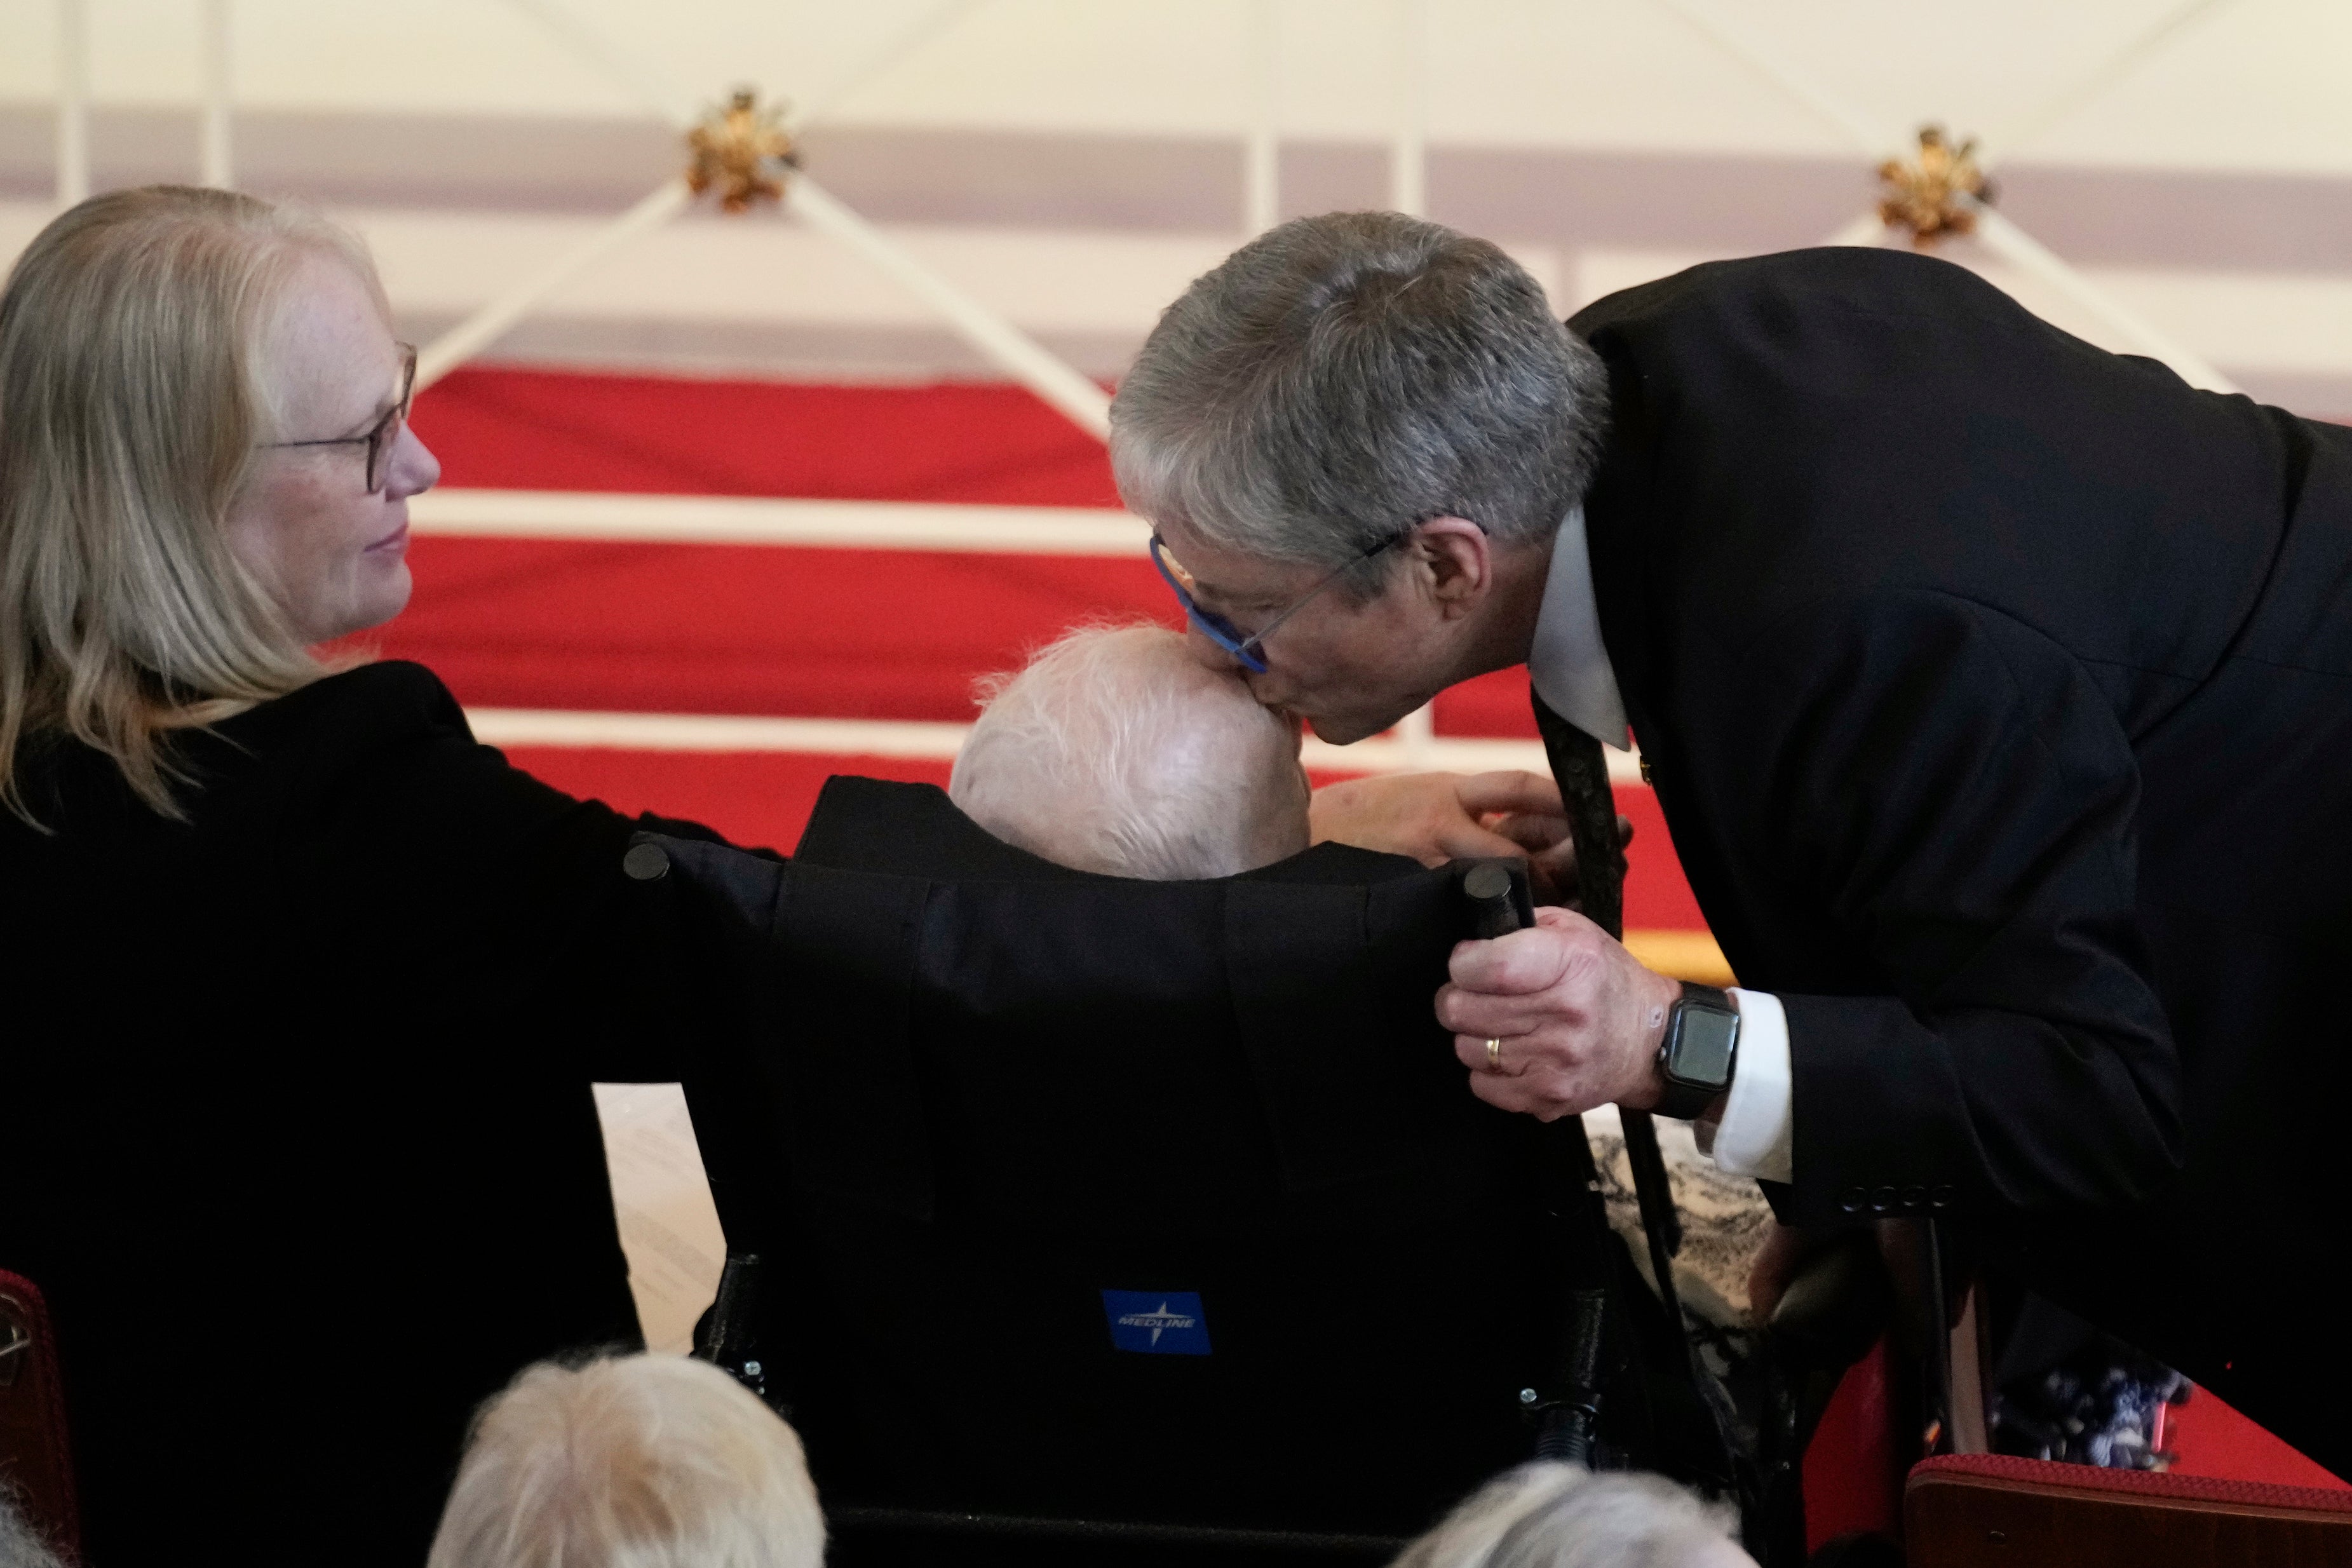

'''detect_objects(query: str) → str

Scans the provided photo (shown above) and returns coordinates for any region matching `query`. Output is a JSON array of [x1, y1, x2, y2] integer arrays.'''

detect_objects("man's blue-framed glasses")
[[1149, 527, 1413, 674]]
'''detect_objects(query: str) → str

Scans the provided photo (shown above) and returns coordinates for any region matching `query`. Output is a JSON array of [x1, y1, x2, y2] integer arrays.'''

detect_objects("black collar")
[[794, 775, 1423, 887]]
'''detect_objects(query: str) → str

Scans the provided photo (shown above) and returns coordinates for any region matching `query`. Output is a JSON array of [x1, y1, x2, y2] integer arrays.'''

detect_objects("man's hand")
[[1435, 906, 1682, 1119], [1309, 771, 1629, 902]]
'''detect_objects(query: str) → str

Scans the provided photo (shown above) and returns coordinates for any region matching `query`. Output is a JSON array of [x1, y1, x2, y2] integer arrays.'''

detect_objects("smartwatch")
[[1654, 982, 1740, 1121]]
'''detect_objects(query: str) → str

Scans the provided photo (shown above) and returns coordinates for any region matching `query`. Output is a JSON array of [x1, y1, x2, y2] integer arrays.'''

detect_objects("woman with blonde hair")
[[428, 1355, 825, 1568], [0, 187, 757, 1567]]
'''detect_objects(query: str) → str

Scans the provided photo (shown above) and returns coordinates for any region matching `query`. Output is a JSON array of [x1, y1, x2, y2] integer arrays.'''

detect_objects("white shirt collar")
[[1527, 504, 1632, 751]]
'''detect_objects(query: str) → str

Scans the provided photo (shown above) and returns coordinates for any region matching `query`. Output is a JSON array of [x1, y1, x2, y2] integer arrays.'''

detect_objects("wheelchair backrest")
[[654, 778, 1588, 1538]]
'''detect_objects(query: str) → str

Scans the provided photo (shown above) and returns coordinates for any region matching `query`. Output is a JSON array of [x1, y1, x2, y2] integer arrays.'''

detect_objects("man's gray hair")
[[1110, 211, 1609, 595], [949, 623, 1310, 880], [1390, 1463, 1747, 1568]]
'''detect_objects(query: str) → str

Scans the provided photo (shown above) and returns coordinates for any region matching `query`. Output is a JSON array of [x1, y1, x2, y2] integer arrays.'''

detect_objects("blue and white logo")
[[1101, 1289, 1212, 1356]]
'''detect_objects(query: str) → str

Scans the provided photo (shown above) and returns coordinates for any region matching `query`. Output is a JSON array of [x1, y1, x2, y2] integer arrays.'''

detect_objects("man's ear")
[[1415, 517, 1492, 620]]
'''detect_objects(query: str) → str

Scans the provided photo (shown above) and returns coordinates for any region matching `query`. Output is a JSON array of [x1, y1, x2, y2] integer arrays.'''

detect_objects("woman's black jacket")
[[0, 660, 745, 1565]]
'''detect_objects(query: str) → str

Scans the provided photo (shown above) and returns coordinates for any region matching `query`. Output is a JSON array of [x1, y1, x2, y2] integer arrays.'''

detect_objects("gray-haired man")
[[1111, 210, 2352, 1475]]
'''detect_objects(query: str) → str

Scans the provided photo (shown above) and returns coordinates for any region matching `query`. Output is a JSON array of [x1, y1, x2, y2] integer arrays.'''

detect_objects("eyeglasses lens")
[[1147, 536, 1275, 672], [1152, 540, 1248, 644]]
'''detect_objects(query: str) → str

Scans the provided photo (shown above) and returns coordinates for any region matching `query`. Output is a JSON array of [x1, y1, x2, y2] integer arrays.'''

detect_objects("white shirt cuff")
[[1707, 988, 1794, 1183]]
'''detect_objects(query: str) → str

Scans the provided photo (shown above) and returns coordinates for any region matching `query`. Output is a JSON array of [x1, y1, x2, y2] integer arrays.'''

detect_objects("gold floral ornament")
[[1876, 125, 1995, 248], [685, 88, 802, 214]]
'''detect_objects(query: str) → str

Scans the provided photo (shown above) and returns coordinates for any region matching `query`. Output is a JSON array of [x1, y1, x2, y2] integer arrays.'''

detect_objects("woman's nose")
[[386, 422, 442, 499]]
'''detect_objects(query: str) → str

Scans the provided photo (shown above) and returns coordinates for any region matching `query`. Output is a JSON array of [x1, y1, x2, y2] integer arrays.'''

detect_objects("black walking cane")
[[1536, 720, 1803, 1557], [1552, 729, 1703, 1382], [1525, 723, 1691, 1300], [1463, 859, 1616, 1464], [1539, 726, 1701, 1374], [1524, 719, 1755, 1490]]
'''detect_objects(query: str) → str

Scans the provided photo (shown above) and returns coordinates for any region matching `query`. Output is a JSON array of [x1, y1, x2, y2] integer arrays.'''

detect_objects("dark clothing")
[[686, 773, 1445, 1280], [671, 780, 1727, 1534], [0, 661, 740, 1565], [1568, 247, 2352, 1473], [794, 767, 1421, 887]]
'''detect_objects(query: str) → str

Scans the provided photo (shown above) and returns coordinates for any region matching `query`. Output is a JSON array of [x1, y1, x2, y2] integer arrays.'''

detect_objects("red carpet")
[[386, 539, 1168, 720], [410, 367, 1121, 506], [402, 367, 1546, 731], [389, 536, 1551, 732]]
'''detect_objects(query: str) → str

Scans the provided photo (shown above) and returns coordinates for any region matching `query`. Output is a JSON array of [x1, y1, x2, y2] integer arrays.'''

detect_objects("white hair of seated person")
[[0, 1489, 67, 1568], [1391, 1463, 1754, 1568], [950, 622, 1311, 879], [426, 1354, 825, 1568]]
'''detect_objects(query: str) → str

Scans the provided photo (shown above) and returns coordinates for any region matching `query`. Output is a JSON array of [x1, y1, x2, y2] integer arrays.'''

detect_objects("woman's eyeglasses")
[[262, 342, 417, 493], [1149, 525, 1413, 674]]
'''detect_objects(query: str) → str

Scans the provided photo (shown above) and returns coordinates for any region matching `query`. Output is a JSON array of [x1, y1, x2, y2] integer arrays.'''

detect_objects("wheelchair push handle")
[[1533, 1289, 1612, 1465], [694, 1251, 773, 1405], [1456, 860, 1614, 1468], [1460, 859, 1536, 940]]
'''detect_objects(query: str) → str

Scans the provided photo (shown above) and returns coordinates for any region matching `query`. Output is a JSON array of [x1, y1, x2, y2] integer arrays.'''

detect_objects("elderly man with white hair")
[[949, 622, 1315, 881]]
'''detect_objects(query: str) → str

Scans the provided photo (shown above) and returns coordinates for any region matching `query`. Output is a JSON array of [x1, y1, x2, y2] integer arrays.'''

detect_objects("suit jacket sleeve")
[[1716, 588, 2183, 1224]]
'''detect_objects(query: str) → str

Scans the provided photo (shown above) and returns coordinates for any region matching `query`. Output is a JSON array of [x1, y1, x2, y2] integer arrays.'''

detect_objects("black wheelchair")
[[640, 776, 1859, 1565]]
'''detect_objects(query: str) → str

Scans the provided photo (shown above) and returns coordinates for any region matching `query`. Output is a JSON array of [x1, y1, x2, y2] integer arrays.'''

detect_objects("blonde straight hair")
[[427, 1355, 828, 1568], [0, 185, 382, 826]]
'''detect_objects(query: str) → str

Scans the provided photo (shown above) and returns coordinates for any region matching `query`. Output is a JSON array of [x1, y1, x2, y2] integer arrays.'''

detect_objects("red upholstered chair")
[[0, 1270, 79, 1563], [1905, 1452, 2352, 1567]]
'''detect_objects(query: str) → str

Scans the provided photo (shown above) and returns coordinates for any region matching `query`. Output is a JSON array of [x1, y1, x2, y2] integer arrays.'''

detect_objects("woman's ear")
[[1415, 516, 1493, 619]]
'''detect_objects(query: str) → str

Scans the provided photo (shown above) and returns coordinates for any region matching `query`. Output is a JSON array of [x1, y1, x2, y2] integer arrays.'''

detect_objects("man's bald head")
[[949, 623, 1312, 879]]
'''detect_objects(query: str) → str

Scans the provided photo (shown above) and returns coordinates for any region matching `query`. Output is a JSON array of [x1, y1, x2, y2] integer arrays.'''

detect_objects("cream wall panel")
[[3, 0, 2348, 172], [3, 189, 2335, 384], [360, 211, 1245, 335], [347, 205, 1562, 334]]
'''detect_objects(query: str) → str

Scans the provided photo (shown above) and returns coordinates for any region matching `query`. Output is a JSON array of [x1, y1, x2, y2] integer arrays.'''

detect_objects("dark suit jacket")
[[0, 661, 744, 1565], [1568, 247, 2352, 1470]]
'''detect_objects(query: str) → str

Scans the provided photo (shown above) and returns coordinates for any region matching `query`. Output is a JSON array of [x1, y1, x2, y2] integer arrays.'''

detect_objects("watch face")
[[1671, 1006, 1740, 1088]]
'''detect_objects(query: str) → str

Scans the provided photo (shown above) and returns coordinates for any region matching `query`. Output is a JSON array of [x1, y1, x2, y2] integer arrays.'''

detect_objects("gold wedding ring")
[[1485, 1037, 1503, 1072]]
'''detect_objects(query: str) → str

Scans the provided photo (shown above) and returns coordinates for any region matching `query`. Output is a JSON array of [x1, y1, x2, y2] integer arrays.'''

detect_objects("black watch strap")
[[1654, 981, 1740, 1121]]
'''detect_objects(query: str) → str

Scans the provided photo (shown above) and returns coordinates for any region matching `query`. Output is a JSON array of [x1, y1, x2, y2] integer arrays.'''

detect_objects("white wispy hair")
[[1390, 1463, 1749, 1568], [426, 1355, 825, 1568], [950, 621, 1310, 880]]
